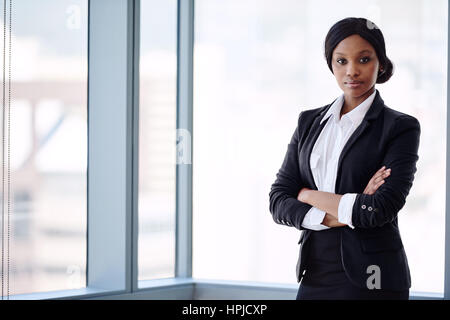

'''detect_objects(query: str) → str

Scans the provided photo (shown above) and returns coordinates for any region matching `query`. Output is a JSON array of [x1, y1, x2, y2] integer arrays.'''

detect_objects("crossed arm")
[[297, 166, 391, 227], [298, 190, 344, 227], [269, 115, 420, 230]]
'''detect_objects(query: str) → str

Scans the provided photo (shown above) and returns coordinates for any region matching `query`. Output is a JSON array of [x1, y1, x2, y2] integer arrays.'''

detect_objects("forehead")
[[333, 34, 375, 56]]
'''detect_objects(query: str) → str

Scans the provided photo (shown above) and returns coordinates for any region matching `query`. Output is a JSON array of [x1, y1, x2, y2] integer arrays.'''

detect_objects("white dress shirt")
[[301, 90, 377, 230]]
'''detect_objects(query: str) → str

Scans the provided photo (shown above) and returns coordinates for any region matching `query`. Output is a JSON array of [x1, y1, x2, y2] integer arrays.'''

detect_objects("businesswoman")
[[269, 17, 420, 300]]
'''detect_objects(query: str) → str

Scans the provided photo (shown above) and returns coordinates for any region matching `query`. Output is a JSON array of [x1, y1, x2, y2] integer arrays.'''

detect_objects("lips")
[[345, 81, 362, 84], [345, 81, 363, 88]]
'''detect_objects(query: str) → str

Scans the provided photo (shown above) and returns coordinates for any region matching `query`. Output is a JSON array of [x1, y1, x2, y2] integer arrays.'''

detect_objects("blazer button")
[[361, 205, 366, 209], [368, 206, 373, 211]]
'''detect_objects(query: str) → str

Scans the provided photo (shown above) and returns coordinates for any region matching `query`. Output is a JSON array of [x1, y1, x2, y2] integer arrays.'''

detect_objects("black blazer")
[[269, 89, 420, 291]]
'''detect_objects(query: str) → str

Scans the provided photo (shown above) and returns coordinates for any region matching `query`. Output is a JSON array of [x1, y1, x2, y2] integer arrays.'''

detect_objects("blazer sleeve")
[[351, 115, 421, 228], [269, 111, 314, 230]]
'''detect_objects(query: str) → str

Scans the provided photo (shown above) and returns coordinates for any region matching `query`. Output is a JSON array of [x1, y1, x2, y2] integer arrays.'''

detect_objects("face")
[[331, 34, 381, 101]]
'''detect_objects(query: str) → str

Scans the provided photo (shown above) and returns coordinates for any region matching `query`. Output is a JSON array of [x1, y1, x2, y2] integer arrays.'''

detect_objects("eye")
[[336, 58, 346, 65], [360, 56, 371, 63]]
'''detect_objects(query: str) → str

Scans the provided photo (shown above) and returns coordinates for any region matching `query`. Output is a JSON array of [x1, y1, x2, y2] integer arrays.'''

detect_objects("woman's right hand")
[[363, 166, 391, 195]]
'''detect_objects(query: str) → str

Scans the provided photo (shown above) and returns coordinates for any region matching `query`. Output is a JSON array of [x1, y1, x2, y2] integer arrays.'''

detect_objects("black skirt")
[[296, 282, 409, 300], [296, 228, 409, 300]]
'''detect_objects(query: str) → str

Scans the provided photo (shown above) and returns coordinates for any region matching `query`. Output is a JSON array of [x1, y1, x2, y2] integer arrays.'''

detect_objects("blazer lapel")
[[335, 90, 385, 190], [300, 106, 332, 190]]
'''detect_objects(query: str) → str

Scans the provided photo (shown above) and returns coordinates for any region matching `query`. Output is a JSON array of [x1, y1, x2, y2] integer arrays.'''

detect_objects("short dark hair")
[[324, 17, 393, 84]]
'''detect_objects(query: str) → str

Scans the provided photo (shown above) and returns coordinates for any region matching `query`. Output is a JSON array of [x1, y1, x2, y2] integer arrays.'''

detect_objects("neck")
[[341, 87, 375, 117]]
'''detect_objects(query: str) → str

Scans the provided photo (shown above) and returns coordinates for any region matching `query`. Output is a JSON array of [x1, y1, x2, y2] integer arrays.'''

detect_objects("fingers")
[[373, 168, 391, 184], [374, 178, 385, 188], [377, 165, 386, 173], [368, 166, 386, 184], [364, 166, 391, 195], [368, 179, 385, 195]]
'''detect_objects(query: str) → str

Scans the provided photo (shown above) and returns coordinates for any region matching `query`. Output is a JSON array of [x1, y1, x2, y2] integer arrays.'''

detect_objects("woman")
[[269, 17, 420, 300]]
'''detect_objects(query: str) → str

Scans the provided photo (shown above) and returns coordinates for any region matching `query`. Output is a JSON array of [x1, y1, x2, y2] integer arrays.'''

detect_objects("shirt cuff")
[[338, 193, 357, 229], [301, 207, 329, 231]]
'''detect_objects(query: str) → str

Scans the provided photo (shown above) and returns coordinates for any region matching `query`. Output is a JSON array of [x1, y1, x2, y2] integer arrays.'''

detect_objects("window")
[[138, 0, 178, 281], [1, 0, 447, 300], [192, 0, 447, 295], [2, 0, 88, 295]]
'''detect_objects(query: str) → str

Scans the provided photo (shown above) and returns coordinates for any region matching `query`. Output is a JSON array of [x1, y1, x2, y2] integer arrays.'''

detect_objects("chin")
[[342, 86, 371, 97]]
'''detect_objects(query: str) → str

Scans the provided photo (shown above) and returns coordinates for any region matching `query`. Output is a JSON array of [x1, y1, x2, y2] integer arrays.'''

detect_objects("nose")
[[346, 62, 360, 78]]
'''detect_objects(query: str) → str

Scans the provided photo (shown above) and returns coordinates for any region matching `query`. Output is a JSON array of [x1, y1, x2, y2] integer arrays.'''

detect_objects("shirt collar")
[[320, 89, 377, 126]]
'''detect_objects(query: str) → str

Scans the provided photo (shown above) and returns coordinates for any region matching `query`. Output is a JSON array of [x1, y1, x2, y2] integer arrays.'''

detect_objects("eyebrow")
[[334, 49, 373, 55]]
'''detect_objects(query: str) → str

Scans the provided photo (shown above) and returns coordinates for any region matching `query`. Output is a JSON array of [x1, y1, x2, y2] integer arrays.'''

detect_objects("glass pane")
[[138, 0, 177, 281], [193, 0, 447, 295], [0, 0, 88, 295]]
